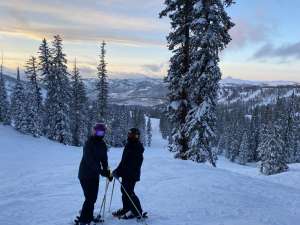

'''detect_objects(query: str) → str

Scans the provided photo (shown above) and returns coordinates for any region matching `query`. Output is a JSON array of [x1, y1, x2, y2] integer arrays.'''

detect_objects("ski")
[[73, 215, 104, 225]]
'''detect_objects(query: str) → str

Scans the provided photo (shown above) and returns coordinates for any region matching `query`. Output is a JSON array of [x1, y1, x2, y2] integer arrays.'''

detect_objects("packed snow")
[[0, 119, 300, 225]]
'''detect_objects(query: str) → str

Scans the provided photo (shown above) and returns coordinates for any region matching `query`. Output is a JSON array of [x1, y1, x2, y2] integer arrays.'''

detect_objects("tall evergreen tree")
[[146, 117, 152, 147], [258, 124, 288, 175], [0, 54, 10, 124], [184, 0, 234, 165], [248, 107, 261, 161], [38, 38, 52, 86], [160, 0, 194, 158], [159, 113, 172, 140], [51, 35, 72, 144], [24, 56, 43, 137], [295, 141, 300, 163], [86, 101, 97, 137], [238, 132, 250, 165], [282, 92, 297, 163], [38, 38, 52, 135], [109, 106, 130, 147], [11, 68, 26, 132], [26, 56, 43, 111], [70, 59, 88, 146], [131, 108, 146, 144], [161, 0, 234, 165], [43, 35, 71, 144], [96, 41, 108, 122]]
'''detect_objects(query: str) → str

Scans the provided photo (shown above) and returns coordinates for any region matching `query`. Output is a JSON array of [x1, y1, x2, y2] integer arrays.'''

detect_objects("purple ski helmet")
[[93, 123, 106, 137]]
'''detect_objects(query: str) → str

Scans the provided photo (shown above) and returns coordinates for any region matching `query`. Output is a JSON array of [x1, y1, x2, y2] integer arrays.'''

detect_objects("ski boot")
[[93, 215, 104, 224], [112, 208, 128, 218], [120, 211, 136, 220], [137, 212, 148, 220]]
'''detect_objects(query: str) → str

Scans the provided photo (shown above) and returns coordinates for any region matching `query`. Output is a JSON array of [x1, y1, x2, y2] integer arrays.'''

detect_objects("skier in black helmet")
[[112, 128, 145, 219], [76, 123, 113, 225]]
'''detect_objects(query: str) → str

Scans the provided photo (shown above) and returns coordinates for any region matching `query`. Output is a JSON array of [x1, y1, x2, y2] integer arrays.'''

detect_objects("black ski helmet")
[[128, 128, 140, 139]]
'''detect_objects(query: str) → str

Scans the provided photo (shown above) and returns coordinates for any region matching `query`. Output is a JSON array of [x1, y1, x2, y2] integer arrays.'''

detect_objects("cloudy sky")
[[0, 0, 300, 81]]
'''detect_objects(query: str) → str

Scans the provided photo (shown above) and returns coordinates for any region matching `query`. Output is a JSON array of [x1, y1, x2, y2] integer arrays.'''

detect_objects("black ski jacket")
[[78, 136, 109, 180], [114, 139, 144, 181]]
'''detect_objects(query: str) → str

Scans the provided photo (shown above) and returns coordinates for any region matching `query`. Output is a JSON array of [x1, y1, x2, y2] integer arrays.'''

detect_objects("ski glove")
[[112, 170, 119, 179], [108, 170, 113, 182], [101, 169, 112, 180]]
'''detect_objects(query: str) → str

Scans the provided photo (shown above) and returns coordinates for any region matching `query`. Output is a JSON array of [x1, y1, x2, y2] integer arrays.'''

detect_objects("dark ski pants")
[[121, 179, 143, 216], [79, 178, 99, 223]]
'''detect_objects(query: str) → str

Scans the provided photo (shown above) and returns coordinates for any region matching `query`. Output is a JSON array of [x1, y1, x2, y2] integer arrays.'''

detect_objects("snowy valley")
[[2, 73, 300, 107]]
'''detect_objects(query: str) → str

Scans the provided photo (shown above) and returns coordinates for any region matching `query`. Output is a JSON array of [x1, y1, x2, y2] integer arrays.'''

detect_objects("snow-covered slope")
[[218, 77, 300, 106], [220, 76, 300, 87], [0, 122, 300, 225]]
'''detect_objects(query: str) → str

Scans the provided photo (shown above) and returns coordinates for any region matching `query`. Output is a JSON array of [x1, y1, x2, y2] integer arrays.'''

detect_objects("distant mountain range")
[[220, 76, 300, 87], [2, 74, 300, 107]]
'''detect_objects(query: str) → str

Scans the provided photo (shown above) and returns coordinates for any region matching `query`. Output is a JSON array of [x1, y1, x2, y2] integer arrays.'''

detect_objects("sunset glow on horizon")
[[1, 0, 300, 81]]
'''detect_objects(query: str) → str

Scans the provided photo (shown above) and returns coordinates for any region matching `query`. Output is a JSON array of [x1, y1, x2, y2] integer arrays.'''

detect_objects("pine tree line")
[[0, 35, 152, 148], [104, 105, 151, 147], [160, 0, 234, 165], [0, 53, 10, 124], [216, 93, 300, 175]]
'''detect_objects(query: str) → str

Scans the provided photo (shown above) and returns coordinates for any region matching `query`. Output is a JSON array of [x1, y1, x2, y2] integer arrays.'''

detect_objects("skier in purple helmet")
[[76, 123, 113, 225]]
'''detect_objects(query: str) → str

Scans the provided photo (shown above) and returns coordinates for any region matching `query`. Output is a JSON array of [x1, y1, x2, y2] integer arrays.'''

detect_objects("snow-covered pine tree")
[[282, 92, 297, 163], [11, 68, 27, 132], [118, 106, 131, 144], [24, 56, 43, 137], [0, 54, 10, 124], [110, 110, 125, 147], [227, 129, 240, 162], [183, 0, 234, 165], [107, 105, 130, 147], [26, 56, 43, 112], [38, 38, 53, 135], [86, 101, 97, 137], [38, 38, 52, 86], [70, 59, 88, 146], [248, 107, 261, 161], [238, 132, 250, 165], [44, 35, 71, 144], [216, 135, 225, 154], [146, 117, 152, 147], [295, 141, 300, 163], [96, 41, 108, 122], [159, 113, 172, 140], [160, 0, 193, 158], [258, 124, 288, 175], [131, 108, 146, 145]]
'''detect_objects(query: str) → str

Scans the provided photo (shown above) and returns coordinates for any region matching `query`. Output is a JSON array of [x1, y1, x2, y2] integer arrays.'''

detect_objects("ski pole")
[[108, 178, 116, 212], [96, 178, 110, 221], [115, 178, 148, 225], [102, 179, 109, 219]]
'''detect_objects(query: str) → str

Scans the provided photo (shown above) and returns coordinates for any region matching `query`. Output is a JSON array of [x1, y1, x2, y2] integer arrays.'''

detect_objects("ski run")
[[0, 119, 300, 225]]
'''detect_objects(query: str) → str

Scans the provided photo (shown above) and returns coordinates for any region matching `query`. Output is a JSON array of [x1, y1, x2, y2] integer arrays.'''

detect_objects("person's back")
[[78, 135, 108, 180], [76, 123, 112, 225], [112, 128, 145, 219], [117, 138, 144, 181]]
